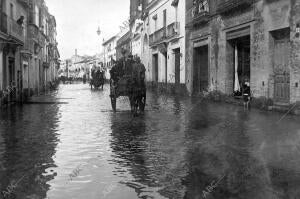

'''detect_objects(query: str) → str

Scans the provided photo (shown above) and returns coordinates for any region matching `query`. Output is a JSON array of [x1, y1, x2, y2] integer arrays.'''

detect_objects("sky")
[[45, 0, 130, 60]]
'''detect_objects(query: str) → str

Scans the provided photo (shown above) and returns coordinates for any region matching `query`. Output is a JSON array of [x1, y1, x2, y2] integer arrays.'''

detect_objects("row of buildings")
[[59, 50, 102, 81], [104, 0, 300, 107], [0, 0, 60, 106]]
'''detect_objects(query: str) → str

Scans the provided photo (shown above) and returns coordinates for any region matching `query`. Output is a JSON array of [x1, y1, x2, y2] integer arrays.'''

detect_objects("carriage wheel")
[[111, 96, 117, 112]]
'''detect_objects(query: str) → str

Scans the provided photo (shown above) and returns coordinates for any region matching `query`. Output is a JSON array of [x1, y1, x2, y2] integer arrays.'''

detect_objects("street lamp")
[[97, 26, 101, 68], [97, 26, 101, 36], [96, 26, 105, 73]]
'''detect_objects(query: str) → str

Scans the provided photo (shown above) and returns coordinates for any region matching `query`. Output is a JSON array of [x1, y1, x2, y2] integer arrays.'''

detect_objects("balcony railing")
[[8, 17, 25, 42], [166, 22, 180, 38], [0, 12, 8, 34], [217, 0, 253, 13], [149, 27, 166, 46], [191, 0, 210, 25]]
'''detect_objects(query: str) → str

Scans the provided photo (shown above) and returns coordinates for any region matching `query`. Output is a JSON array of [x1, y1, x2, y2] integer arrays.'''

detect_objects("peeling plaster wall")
[[186, 0, 300, 103], [290, 0, 300, 103]]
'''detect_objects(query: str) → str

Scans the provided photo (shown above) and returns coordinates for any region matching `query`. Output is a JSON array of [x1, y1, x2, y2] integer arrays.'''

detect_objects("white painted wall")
[[143, 0, 185, 84]]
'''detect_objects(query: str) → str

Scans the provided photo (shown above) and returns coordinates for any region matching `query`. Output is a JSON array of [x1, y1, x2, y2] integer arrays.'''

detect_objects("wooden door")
[[193, 46, 208, 94], [199, 46, 209, 91], [8, 58, 15, 101], [174, 48, 180, 86], [274, 38, 290, 103]]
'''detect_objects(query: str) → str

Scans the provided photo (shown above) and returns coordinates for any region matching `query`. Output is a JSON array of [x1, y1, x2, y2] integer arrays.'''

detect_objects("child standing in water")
[[243, 78, 251, 110]]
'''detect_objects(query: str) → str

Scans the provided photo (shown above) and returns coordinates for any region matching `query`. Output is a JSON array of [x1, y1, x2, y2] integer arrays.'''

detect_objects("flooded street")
[[1, 83, 300, 199]]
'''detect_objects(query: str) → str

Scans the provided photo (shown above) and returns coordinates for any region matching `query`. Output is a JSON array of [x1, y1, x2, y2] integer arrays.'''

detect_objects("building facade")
[[142, 0, 186, 92], [186, 0, 300, 106], [103, 35, 118, 79], [0, 0, 60, 106], [131, 19, 143, 58], [0, 0, 27, 104], [116, 30, 131, 60]]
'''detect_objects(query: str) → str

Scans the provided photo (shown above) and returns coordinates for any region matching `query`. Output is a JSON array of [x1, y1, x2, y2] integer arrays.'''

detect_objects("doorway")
[[193, 45, 208, 94], [271, 28, 290, 104], [152, 54, 158, 82], [174, 48, 180, 87], [8, 58, 16, 101], [228, 35, 250, 96], [163, 52, 167, 84], [17, 70, 22, 101]]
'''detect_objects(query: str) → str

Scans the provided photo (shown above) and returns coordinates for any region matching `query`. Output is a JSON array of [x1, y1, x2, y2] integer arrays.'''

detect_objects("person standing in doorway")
[[243, 78, 251, 110]]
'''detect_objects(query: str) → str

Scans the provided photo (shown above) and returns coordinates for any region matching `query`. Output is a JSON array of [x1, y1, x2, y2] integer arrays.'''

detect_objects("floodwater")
[[0, 83, 300, 199]]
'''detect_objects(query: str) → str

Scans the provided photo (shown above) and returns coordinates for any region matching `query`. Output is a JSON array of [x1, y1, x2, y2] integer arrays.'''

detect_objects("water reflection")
[[1, 84, 300, 199], [0, 104, 60, 199], [110, 114, 152, 198]]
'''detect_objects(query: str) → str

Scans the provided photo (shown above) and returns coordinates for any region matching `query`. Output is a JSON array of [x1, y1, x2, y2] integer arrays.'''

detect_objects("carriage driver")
[[132, 56, 146, 88]]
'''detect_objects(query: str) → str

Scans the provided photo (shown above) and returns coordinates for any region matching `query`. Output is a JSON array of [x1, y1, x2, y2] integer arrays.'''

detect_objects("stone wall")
[[185, 0, 300, 104], [290, 0, 300, 103]]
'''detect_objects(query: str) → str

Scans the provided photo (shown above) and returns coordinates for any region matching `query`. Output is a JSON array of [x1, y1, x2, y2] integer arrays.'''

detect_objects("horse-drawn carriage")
[[90, 69, 105, 89], [109, 57, 146, 115]]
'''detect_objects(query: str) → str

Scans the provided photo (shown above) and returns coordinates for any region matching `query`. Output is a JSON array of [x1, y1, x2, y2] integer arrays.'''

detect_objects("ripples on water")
[[0, 84, 300, 199]]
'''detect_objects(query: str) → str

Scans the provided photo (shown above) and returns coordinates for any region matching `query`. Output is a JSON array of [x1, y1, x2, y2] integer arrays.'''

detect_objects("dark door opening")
[[163, 52, 167, 84], [174, 48, 180, 87], [8, 58, 16, 101], [193, 45, 208, 94], [17, 70, 22, 101], [228, 35, 250, 96], [152, 54, 158, 82]]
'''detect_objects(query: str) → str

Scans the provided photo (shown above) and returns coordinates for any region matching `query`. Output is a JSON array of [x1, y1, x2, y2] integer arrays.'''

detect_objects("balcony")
[[28, 24, 46, 46], [0, 12, 8, 34], [217, 0, 253, 14], [149, 27, 166, 46], [191, 1, 210, 25], [17, 0, 30, 7], [8, 17, 25, 43], [166, 22, 180, 38]]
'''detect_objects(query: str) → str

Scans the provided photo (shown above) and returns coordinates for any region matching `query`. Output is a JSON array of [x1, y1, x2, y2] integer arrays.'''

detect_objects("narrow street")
[[0, 83, 300, 199]]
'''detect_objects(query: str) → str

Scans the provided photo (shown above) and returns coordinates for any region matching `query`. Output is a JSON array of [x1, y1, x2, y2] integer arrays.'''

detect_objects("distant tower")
[[75, 49, 77, 56]]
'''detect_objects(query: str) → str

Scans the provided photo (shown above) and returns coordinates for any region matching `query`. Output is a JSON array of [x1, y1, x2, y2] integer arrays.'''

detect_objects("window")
[[10, 3, 13, 19], [163, 9, 166, 28], [39, 8, 42, 27], [35, 5, 39, 26]]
